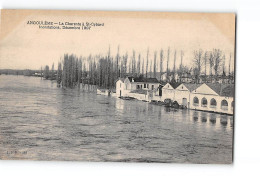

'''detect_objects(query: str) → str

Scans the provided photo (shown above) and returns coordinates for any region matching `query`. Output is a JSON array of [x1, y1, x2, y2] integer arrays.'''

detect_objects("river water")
[[0, 75, 233, 163]]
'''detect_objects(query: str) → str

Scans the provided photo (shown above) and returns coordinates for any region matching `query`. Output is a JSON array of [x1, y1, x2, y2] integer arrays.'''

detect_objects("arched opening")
[[221, 100, 228, 111], [231, 101, 234, 111], [193, 97, 199, 106], [201, 97, 208, 107], [210, 98, 217, 108]]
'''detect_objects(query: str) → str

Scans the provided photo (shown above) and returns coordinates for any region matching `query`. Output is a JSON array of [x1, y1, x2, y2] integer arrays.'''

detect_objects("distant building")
[[160, 72, 174, 82]]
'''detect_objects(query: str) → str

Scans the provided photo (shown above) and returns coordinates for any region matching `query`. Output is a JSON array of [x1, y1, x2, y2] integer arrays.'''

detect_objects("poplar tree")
[[153, 51, 157, 78]]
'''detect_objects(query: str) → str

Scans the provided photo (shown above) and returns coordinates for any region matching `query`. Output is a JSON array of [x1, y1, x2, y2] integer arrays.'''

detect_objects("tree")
[[203, 51, 208, 82], [208, 51, 214, 82], [128, 59, 131, 76], [116, 45, 120, 78], [43, 65, 50, 79], [193, 49, 203, 83], [51, 63, 55, 80], [123, 52, 128, 76], [153, 51, 157, 78], [159, 49, 164, 82], [62, 54, 69, 87], [142, 57, 144, 75], [193, 67, 200, 83], [228, 53, 231, 76], [78, 58, 82, 86], [173, 50, 177, 80], [132, 50, 136, 75], [166, 47, 170, 81], [82, 62, 87, 85], [57, 62, 62, 85], [208, 51, 214, 76], [204, 51, 208, 75], [146, 48, 149, 79], [179, 50, 184, 82], [137, 53, 141, 75], [212, 48, 222, 76], [193, 49, 203, 75], [150, 60, 152, 78], [222, 54, 226, 75]]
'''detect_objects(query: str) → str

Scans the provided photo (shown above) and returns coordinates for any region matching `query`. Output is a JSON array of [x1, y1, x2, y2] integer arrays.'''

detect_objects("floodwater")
[[0, 75, 233, 163]]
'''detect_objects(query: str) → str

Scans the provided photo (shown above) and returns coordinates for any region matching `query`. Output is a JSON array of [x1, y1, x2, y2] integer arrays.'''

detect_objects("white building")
[[160, 82, 234, 115], [161, 83, 175, 100], [115, 76, 160, 100], [160, 83, 200, 107], [190, 83, 234, 114], [116, 77, 235, 115], [175, 83, 201, 108], [115, 78, 125, 97]]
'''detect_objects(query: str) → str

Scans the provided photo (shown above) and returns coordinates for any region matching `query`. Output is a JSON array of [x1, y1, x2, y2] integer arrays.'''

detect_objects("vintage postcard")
[[0, 9, 235, 163]]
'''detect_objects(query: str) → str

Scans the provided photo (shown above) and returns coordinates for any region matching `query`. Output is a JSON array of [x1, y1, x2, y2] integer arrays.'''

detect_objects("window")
[[152, 85, 154, 90], [193, 97, 199, 106], [201, 98, 208, 107], [210, 98, 217, 108], [144, 84, 146, 88], [221, 100, 228, 111]]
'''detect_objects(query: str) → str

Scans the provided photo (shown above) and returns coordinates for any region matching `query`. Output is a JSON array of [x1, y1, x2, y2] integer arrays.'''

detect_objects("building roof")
[[145, 78, 159, 83], [116, 78, 125, 82], [170, 82, 182, 89], [126, 76, 159, 83], [206, 83, 234, 97], [205, 83, 222, 95], [182, 83, 202, 92], [220, 84, 234, 97]]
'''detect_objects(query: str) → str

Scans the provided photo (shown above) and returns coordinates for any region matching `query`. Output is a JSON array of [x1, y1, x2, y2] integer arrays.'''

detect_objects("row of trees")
[[192, 48, 234, 83], [193, 48, 232, 77], [41, 46, 233, 89]]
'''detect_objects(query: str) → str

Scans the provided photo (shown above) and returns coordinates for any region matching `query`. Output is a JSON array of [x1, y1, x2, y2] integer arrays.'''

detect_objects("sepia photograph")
[[0, 9, 235, 164]]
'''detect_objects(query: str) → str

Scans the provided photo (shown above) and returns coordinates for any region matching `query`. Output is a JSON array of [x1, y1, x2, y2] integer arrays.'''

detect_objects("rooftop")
[[182, 83, 202, 92], [126, 76, 159, 83], [206, 83, 234, 97]]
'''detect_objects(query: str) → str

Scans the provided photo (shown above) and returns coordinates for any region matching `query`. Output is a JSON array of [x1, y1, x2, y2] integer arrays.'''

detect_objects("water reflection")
[[190, 110, 233, 129], [220, 115, 228, 126], [165, 107, 171, 112], [193, 111, 199, 122], [201, 112, 207, 123], [209, 114, 216, 124]]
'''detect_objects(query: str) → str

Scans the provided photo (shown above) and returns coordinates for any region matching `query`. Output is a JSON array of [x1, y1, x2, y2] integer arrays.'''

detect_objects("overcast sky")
[[0, 10, 235, 72]]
